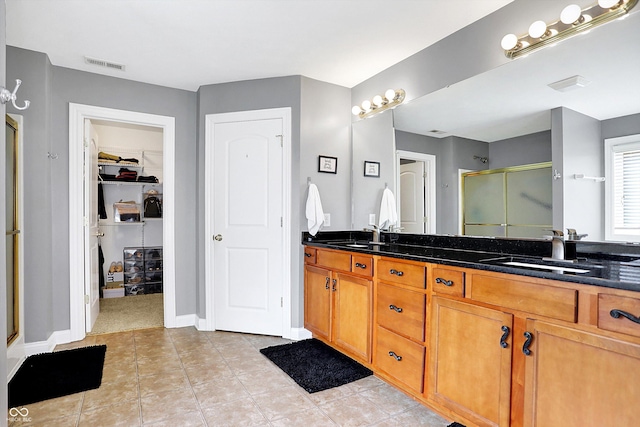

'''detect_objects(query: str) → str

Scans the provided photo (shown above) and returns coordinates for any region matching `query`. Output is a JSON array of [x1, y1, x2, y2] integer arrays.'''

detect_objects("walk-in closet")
[[91, 119, 164, 334]]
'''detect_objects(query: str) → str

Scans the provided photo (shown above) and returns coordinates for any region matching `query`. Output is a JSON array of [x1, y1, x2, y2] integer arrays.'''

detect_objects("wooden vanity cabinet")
[[373, 257, 427, 394], [303, 247, 373, 363]]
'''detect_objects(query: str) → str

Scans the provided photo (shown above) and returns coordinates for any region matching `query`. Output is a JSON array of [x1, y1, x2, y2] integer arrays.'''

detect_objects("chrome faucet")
[[545, 230, 565, 261], [363, 225, 379, 243]]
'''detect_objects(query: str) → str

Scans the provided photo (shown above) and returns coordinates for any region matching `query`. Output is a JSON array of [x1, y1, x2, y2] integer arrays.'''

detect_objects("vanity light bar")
[[352, 89, 406, 119], [501, 0, 638, 59]]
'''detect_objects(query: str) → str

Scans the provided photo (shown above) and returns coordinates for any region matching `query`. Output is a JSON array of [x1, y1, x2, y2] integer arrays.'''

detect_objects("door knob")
[[93, 232, 105, 237], [214, 234, 223, 241]]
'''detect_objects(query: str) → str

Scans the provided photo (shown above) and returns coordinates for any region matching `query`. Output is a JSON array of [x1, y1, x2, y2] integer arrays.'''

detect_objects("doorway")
[[204, 108, 292, 338], [69, 104, 176, 342], [395, 150, 436, 234]]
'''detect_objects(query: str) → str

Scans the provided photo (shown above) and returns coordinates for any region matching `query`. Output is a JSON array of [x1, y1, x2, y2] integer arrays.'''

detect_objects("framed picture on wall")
[[318, 155, 338, 174], [364, 161, 380, 177]]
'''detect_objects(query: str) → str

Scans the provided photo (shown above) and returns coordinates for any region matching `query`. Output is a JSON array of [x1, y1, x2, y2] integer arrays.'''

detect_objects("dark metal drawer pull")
[[304, 252, 312, 258], [389, 269, 404, 277], [500, 325, 510, 349], [325, 277, 330, 290], [355, 262, 367, 269], [331, 279, 337, 292], [610, 309, 640, 324], [388, 351, 402, 361], [522, 331, 533, 356], [435, 277, 453, 287], [389, 304, 403, 313]]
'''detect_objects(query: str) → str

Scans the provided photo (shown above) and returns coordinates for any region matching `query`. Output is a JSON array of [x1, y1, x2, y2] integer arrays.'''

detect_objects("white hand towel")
[[379, 188, 398, 230], [306, 183, 325, 236]]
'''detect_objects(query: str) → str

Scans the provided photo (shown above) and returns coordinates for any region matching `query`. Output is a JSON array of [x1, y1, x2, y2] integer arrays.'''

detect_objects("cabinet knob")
[[355, 262, 367, 269], [214, 234, 223, 241]]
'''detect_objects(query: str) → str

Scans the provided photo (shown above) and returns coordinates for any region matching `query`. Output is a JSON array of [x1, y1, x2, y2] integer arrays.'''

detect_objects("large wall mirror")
[[352, 8, 640, 242]]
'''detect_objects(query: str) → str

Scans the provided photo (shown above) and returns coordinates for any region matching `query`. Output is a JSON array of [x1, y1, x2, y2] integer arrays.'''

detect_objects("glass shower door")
[[6, 115, 19, 345]]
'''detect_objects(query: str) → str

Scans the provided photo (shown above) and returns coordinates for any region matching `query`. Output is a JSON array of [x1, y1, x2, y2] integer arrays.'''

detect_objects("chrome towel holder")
[[1, 79, 30, 110]]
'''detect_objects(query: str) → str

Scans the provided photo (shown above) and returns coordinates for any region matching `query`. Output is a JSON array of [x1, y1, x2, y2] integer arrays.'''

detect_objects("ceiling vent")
[[84, 56, 126, 71], [548, 75, 590, 92], [425, 129, 451, 138]]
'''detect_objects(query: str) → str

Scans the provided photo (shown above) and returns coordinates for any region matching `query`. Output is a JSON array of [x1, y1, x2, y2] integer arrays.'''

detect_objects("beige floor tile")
[[368, 405, 451, 427], [142, 411, 205, 426], [136, 354, 183, 377], [191, 376, 250, 408], [243, 334, 293, 349], [134, 342, 177, 360], [320, 394, 391, 427], [103, 346, 136, 365], [138, 371, 191, 397], [78, 400, 141, 426], [236, 367, 294, 395], [201, 400, 270, 427], [251, 384, 317, 421], [224, 353, 278, 375], [269, 407, 338, 427], [54, 337, 97, 352], [341, 375, 385, 394], [8, 413, 80, 427], [305, 383, 357, 405], [178, 348, 225, 366], [172, 339, 216, 355], [11, 393, 84, 425], [101, 359, 137, 383], [360, 383, 420, 415], [139, 388, 200, 424], [82, 377, 139, 410], [183, 361, 234, 384]]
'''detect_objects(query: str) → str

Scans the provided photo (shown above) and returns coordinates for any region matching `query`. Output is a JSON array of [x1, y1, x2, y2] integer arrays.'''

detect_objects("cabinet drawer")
[[375, 326, 425, 393], [377, 283, 425, 342], [598, 293, 640, 338], [317, 250, 351, 272], [432, 268, 465, 297], [469, 274, 577, 323], [352, 255, 374, 277], [303, 247, 317, 264], [377, 259, 425, 289]]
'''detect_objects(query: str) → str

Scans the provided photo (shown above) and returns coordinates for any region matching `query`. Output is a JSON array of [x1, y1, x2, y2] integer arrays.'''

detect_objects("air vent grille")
[[84, 56, 126, 71]]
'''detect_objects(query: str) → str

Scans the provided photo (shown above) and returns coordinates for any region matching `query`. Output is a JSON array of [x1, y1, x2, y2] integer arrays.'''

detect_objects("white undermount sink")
[[503, 261, 590, 274]]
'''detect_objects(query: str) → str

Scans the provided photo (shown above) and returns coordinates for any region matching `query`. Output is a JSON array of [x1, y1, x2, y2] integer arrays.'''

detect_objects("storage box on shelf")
[[123, 246, 163, 295]]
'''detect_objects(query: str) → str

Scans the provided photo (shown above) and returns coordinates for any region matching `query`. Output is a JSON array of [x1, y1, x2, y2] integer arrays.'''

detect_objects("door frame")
[[69, 103, 176, 342], [204, 108, 292, 338], [395, 150, 436, 233]]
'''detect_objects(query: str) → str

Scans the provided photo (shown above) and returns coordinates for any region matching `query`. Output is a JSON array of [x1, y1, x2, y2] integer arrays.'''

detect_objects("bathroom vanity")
[[303, 232, 640, 427]]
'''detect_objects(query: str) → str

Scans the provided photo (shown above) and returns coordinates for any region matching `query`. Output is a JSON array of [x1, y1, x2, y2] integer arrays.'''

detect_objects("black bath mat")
[[8, 345, 107, 407], [260, 338, 372, 393], [447, 423, 466, 427]]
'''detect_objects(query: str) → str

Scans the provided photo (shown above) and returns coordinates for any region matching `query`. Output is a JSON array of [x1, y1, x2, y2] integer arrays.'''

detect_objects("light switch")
[[369, 214, 376, 225], [324, 213, 331, 227]]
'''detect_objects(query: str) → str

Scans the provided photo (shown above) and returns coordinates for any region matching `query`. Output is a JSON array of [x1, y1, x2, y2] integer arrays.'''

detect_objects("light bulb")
[[361, 100, 371, 111], [384, 89, 397, 102], [372, 95, 383, 107], [598, 0, 622, 8], [561, 4, 582, 24], [501, 33, 519, 50], [529, 20, 548, 38], [352, 105, 362, 116]]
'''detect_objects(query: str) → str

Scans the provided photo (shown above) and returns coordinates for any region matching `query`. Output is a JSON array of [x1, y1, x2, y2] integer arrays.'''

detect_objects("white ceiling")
[[5, 0, 513, 91], [394, 8, 640, 142]]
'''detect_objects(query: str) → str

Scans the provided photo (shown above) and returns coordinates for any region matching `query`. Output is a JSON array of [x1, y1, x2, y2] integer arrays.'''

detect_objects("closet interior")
[[93, 120, 164, 304]]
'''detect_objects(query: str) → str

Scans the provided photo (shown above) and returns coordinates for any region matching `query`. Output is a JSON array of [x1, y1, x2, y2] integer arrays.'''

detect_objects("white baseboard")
[[289, 327, 312, 341], [173, 314, 198, 329], [23, 329, 72, 357]]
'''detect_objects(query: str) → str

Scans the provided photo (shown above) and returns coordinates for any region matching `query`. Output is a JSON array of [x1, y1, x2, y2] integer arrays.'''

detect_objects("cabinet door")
[[523, 320, 640, 427], [334, 272, 372, 363], [304, 265, 332, 341], [429, 297, 513, 427]]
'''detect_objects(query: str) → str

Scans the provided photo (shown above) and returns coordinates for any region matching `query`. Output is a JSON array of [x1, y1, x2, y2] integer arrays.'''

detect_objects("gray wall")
[[7, 47, 198, 339], [352, 111, 395, 230], [552, 107, 603, 240], [489, 131, 551, 169], [602, 112, 640, 139], [1, 1, 8, 419]]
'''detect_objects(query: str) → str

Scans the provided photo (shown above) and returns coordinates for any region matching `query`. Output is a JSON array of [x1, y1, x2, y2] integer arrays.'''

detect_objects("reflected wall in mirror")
[[353, 9, 640, 242]]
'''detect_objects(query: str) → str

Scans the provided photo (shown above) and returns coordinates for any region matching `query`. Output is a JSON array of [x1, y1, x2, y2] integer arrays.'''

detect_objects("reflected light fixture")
[[352, 88, 406, 119], [501, 0, 637, 59]]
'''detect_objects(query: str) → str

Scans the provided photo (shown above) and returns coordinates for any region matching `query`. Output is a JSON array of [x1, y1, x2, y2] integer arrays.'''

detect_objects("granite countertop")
[[302, 231, 640, 293]]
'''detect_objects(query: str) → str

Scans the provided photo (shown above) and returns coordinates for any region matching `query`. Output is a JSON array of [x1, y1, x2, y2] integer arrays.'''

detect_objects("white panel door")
[[400, 161, 425, 233], [212, 117, 283, 335], [84, 120, 100, 332]]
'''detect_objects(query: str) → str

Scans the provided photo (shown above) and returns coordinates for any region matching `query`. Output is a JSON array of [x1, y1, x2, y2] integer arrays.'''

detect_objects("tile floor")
[[8, 327, 452, 426]]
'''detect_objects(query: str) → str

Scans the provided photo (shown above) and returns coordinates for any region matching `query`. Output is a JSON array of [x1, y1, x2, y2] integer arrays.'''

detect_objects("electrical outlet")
[[369, 214, 376, 225], [323, 213, 331, 227]]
